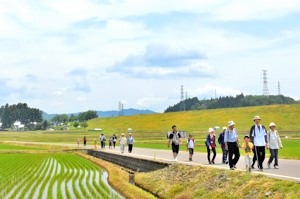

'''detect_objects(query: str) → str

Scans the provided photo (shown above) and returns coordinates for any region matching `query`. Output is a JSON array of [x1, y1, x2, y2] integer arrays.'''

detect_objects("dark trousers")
[[221, 145, 228, 163], [253, 146, 265, 169], [101, 141, 105, 149], [206, 147, 216, 162], [228, 142, 240, 168], [128, 144, 133, 153], [268, 149, 279, 166], [113, 141, 116, 148]]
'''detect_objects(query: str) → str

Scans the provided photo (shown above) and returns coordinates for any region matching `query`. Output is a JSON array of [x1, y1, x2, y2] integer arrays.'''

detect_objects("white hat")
[[269, 122, 276, 127], [253, 116, 261, 121], [222, 126, 227, 130], [228, 121, 235, 126], [208, 128, 214, 133]]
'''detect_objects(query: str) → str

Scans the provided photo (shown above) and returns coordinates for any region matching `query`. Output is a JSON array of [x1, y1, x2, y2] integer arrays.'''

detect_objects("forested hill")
[[164, 94, 298, 112]]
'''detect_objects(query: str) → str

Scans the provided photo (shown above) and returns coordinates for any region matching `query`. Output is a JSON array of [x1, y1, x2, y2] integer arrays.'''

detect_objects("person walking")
[[112, 134, 118, 149], [127, 133, 135, 153], [249, 116, 268, 171], [83, 136, 87, 147], [77, 138, 80, 147], [224, 121, 240, 170], [93, 139, 97, 149], [267, 122, 283, 169], [187, 134, 195, 161], [218, 126, 228, 164], [168, 125, 181, 162], [99, 133, 106, 149], [206, 128, 217, 164], [242, 136, 254, 172], [120, 133, 127, 153]]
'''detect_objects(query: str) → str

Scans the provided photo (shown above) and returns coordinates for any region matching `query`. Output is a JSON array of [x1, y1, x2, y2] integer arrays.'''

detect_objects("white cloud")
[[137, 97, 166, 107], [190, 84, 242, 98], [0, 0, 299, 113]]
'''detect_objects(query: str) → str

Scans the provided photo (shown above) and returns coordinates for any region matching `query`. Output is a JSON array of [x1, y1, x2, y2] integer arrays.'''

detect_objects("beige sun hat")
[[121, 133, 125, 136], [269, 122, 276, 127], [253, 115, 261, 121], [208, 128, 214, 133], [222, 126, 227, 130], [228, 121, 235, 126]]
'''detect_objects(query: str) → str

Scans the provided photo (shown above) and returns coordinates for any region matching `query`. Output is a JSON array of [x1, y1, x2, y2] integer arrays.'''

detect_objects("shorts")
[[189, 148, 194, 155], [245, 154, 253, 167], [172, 144, 179, 154]]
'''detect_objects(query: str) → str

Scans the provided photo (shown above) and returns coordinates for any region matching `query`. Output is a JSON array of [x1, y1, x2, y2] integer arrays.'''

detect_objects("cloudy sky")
[[1, 0, 300, 113]]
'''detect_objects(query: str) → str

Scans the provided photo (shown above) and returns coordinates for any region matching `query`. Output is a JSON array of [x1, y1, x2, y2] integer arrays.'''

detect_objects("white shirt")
[[251, 125, 267, 146], [187, 138, 195, 148]]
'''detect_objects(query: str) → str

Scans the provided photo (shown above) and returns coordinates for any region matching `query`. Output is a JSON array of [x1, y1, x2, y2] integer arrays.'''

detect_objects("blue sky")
[[0, 0, 300, 113]]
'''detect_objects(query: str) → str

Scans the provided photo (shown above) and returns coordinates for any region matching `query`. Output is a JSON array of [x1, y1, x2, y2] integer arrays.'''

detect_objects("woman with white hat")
[[267, 122, 283, 169], [205, 128, 217, 164], [120, 133, 127, 153]]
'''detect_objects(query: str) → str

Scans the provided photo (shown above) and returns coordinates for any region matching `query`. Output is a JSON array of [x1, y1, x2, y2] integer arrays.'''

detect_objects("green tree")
[[77, 110, 98, 122], [73, 121, 79, 129], [42, 120, 50, 130], [81, 122, 88, 130]]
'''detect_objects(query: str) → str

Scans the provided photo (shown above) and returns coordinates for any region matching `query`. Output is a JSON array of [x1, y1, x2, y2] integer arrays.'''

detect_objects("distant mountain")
[[43, 108, 156, 120]]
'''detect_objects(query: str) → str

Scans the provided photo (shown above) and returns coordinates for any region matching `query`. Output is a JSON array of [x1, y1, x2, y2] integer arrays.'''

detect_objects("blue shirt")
[[224, 129, 238, 143]]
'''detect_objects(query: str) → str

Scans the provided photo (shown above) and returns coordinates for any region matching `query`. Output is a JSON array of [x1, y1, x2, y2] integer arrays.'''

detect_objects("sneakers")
[[233, 165, 236, 169], [189, 158, 192, 161], [208, 161, 212, 164], [230, 167, 235, 170], [225, 161, 228, 164], [251, 165, 255, 169], [274, 165, 279, 169], [211, 160, 215, 164], [174, 158, 177, 162]]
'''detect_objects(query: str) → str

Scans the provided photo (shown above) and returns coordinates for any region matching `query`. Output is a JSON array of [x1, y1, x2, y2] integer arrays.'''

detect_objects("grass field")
[[88, 104, 300, 133], [0, 153, 120, 199]]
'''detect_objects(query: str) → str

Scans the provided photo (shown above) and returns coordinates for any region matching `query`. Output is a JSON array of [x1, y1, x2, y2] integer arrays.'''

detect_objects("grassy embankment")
[[135, 164, 300, 199], [1, 104, 300, 159]]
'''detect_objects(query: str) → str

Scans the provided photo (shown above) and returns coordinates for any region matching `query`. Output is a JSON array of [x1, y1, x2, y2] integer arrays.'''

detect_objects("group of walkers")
[[167, 115, 283, 172], [77, 133, 135, 153]]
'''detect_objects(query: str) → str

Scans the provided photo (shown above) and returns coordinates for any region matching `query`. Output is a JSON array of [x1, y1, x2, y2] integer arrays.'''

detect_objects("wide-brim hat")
[[253, 115, 261, 121], [208, 127, 214, 133], [228, 121, 235, 126], [121, 133, 125, 136], [222, 126, 227, 130], [269, 122, 276, 127]]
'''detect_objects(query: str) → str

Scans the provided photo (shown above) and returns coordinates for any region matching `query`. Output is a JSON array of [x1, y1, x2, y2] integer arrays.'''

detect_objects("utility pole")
[[180, 85, 185, 111], [262, 70, 269, 96]]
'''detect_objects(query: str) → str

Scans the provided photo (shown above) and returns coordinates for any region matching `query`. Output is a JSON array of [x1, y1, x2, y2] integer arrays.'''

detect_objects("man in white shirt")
[[249, 116, 268, 171]]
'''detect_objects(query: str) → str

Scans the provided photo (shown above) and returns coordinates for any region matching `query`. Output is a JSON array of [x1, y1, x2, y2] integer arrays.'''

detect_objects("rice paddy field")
[[0, 153, 120, 199]]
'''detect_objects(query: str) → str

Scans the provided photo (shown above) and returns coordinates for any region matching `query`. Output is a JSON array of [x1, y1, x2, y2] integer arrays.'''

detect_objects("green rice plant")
[[0, 153, 121, 199]]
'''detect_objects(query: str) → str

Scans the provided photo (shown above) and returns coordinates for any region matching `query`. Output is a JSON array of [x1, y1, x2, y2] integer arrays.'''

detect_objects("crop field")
[[0, 153, 119, 199]]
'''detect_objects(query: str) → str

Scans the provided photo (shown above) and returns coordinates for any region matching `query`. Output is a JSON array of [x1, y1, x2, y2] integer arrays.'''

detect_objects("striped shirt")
[[224, 129, 238, 143]]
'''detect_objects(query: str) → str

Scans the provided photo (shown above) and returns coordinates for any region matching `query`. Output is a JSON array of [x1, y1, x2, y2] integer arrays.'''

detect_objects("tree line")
[[165, 94, 298, 112], [50, 110, 98, 124], [0, 103, 43, 129]]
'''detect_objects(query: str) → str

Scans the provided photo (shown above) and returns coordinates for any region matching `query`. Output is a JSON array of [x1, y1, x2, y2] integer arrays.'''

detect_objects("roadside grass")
[[0, 144, 42, 150], [135, 164, 300, 199], [79, 153, 157, 199]]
